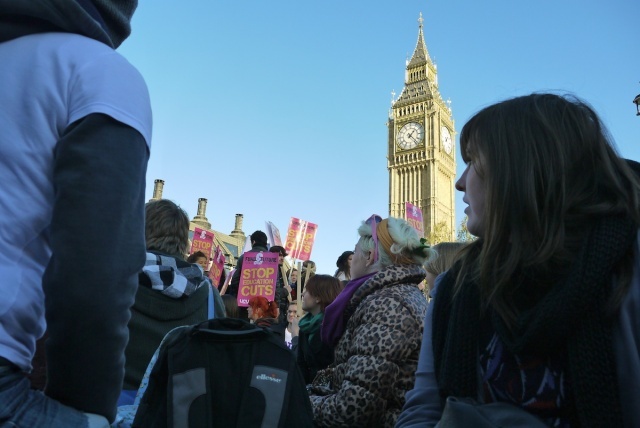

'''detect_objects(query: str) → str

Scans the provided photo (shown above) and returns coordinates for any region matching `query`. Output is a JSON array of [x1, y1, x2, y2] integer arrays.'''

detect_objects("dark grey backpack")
[[132, 318, 313, 428]]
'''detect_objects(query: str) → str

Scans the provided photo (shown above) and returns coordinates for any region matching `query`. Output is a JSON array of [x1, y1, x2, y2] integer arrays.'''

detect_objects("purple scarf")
[[321, 272, 376, 347]]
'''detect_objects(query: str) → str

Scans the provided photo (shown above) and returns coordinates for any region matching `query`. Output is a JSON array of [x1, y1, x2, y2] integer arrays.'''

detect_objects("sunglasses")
[[365, 214, 382, 263]]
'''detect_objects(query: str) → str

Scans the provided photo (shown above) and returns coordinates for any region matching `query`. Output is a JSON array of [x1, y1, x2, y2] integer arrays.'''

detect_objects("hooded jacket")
[[123, 252, 225, 390]]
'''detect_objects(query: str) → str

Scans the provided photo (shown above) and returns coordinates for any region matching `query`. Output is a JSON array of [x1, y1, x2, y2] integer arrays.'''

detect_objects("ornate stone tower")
[[191, 198, 212, 230], [387, 13, 456, 241]]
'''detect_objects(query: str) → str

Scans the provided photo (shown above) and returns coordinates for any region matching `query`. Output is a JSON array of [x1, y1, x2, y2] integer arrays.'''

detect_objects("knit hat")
[[0, 0, 137, 48]]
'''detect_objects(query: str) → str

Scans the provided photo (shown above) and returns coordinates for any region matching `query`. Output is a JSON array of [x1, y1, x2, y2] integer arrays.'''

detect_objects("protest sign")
[[220, 268, 235, 296], [237, 251, 279, 307], [405, 202, 424, 238], [242, 236, 252, 254], [208, 246, 226, 286], [265, 221, 283, 247], [284, 217, 318, 261], [284, 218, 303, 257], [297, 221, 318, 261], [191, 227, 215, 259]]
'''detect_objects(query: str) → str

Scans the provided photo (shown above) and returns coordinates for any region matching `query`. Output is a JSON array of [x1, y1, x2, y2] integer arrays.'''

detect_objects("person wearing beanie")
[[0, 1, 150, 426]]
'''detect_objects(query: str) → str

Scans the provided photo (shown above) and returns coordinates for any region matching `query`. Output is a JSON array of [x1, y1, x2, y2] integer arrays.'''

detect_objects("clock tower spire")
[[409, 13, 430, 66], [387, 12, 456, 243]]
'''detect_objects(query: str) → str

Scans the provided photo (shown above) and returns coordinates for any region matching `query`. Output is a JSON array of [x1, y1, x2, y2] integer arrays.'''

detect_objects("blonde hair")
[[357, 217, 434, 269], [426, 242, 467, 276]]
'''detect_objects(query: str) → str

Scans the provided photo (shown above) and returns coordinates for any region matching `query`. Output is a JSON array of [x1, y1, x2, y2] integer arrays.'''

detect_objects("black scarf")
[[432, 215, 635, 427]]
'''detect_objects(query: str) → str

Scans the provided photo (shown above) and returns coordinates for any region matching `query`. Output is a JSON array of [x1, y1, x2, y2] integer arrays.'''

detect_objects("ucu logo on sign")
[[256, 374, 282, 383]]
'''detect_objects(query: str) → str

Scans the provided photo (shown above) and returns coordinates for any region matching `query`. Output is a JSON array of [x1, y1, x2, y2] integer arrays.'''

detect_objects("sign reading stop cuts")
[[237, 251, 279, 307]]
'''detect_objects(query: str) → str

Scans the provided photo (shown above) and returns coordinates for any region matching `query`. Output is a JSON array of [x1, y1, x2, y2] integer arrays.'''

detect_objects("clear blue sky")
[[119, 0, 640, 275]]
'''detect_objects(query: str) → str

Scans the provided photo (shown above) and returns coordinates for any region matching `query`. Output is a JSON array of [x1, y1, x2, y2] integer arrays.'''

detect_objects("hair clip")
[[411, 238, 431, 255]]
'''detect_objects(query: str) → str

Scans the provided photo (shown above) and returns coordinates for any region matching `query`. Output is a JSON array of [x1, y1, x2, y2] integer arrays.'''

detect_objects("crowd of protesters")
[[1, 1, 639, 427]]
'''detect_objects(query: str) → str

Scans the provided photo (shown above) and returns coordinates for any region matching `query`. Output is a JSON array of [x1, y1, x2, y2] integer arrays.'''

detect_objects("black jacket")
[[297, 326, 335, 384]]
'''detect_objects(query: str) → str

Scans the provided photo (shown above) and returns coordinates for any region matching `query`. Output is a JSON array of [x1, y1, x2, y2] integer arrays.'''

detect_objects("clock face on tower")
[[397, 122, 424, 150], [441, 126, 452, 154]]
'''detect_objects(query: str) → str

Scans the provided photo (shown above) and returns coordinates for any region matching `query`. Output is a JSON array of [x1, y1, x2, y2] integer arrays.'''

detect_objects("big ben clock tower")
[[387, 13, 456, 242]]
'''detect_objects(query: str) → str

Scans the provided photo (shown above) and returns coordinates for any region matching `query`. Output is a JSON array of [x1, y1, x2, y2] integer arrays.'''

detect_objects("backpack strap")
[[207, 284, 214, 319]]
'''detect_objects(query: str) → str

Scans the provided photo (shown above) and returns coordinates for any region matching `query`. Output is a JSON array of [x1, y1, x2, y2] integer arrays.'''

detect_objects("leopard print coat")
[[309, 264, 428, 427]]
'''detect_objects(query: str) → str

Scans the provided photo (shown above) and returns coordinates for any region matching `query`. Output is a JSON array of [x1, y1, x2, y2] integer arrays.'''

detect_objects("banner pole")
[[304, 262, 312, 285], [281, 265, 291, 302]]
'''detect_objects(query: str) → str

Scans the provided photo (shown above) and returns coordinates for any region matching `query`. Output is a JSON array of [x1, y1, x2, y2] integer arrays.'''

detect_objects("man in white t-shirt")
[[0, 1, 151, 426]]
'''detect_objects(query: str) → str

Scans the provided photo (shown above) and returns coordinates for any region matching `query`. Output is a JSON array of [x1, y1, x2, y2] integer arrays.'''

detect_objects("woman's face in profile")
[[195, 257, 208, 270], [456, 159, 486, 238], [350, 245, 365, 279]]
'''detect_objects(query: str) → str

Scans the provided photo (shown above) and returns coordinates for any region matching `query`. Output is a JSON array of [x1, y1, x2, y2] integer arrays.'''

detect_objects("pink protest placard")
[[191, 227, 215, 259], [265, 221, 283, 247], [405, 202, 424, 238], [237, 251, 279, 307], [208, 246, 226, 286], [284, 217, 303, 258], [242, 236, 252, 254], [285, 217, 318, 260], [297, 221, 318, 261]]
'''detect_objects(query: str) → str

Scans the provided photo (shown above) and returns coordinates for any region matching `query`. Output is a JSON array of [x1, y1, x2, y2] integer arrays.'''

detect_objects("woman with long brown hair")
[[397, 93, 640, 427]]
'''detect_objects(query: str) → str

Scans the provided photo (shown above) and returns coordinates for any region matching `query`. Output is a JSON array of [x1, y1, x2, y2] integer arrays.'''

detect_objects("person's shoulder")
[[25, 32, 127, 65], [4, 32, 141, 85], [358, 282, 426, 326], [15, 32, 105, 49], [49, 32, 153, 145], [271, 320, 287, 334]]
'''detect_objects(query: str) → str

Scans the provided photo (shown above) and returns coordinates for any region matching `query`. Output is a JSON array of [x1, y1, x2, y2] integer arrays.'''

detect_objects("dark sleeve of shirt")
[[42, 113, 149, 422]]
